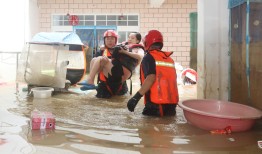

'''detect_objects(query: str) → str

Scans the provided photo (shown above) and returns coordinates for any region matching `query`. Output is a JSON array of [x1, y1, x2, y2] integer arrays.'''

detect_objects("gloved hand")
[[127, 92, 142, 112]]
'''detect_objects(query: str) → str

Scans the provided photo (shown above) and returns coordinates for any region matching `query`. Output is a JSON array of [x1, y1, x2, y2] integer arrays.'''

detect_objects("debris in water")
[[210, 126, 232, 134]]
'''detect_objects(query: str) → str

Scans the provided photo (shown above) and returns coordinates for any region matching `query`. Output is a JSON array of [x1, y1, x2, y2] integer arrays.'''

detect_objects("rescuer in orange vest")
[[79, 30, 144, 97], [95, 30, 129, 98], [127, 30, 179, 116]]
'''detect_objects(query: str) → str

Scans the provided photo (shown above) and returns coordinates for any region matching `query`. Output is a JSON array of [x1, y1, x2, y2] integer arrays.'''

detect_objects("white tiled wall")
[[37, 0, 197, 68]]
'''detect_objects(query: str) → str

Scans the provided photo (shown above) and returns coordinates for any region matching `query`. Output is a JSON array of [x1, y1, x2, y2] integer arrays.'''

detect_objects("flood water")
[[0, 74, 261, 154]]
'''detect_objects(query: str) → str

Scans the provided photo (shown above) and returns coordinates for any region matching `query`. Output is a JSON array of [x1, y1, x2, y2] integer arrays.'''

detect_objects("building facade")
[[36, 0, 197, 68]]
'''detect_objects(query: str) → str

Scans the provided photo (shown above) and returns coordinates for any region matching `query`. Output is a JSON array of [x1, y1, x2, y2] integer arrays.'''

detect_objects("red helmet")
[[104, 30, 118, 44], [143, 30, 163, 50]]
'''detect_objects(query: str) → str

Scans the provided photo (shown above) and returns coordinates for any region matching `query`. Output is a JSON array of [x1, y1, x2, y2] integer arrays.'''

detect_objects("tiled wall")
[[37, 0, 197, 68]]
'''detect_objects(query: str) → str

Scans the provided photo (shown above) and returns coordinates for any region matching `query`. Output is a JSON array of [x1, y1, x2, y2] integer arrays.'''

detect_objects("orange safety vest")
[[141, 50, 179, 104], [99, 48, 112, 82], [98, 48, 123, 95]]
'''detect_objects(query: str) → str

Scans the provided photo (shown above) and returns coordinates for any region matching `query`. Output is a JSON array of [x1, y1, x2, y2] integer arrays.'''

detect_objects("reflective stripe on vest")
[[155, 61, 175, 68], [102, 48, 112, 57]]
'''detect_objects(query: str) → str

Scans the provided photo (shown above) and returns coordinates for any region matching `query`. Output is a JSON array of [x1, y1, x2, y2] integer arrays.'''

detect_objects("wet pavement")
[[0, 75, 262, 154]]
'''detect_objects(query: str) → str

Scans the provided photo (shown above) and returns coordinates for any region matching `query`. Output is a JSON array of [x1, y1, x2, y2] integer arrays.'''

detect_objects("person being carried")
[[127, 30, 179, 116], [79, 31, 144, 97], [122, 32, 145, 74]]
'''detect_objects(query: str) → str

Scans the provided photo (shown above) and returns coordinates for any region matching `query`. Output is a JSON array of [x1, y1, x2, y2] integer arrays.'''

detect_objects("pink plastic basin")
[[178, 99, 262, 132]]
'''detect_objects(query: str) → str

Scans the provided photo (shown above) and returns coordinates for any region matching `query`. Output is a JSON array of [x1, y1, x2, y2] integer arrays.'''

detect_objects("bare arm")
[[119, 47, 143, 62], [135, 48, 145, 64]]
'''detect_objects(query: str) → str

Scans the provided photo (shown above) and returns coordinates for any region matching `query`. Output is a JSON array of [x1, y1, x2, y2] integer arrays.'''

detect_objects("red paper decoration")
[[68, 15, 79, 26]]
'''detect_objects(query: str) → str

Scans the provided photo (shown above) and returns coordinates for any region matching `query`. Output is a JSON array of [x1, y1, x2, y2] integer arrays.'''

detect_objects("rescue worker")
[[95, 30, 128, 98], [79, 31, 144, 98], [127, 30, 179, 116]]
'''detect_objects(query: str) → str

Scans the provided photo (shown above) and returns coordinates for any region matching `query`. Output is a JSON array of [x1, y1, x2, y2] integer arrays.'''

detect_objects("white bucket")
[[31, 87, 54, 99]]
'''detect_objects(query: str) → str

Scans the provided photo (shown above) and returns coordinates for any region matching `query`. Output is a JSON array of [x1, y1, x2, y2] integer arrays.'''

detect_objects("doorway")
[[190, 12, 198, 71], [74, 26, 117, 72]]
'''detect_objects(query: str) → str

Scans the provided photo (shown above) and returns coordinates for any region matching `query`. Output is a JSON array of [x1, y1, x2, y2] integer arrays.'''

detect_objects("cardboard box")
[[30, 110, 55, 130]]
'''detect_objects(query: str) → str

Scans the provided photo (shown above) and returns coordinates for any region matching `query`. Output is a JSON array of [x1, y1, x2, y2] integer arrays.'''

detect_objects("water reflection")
[[1, 79, 262, 154], [70, 144, 140, 154], [58, 127, 141, 144]]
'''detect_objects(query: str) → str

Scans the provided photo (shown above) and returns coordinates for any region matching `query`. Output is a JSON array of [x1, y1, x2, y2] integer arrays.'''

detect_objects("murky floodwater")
[[0, 75, 261, 154]]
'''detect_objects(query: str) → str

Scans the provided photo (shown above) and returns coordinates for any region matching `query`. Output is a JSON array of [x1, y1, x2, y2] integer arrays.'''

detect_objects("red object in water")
[[258, 141, 262, 149], [181, 68, 197, 82], [30, 110, 55, 130], [178, 99, 262, 132], [0, 138, 6, 145], [68, 15, 79, 26], [210, 126, 232, 134]]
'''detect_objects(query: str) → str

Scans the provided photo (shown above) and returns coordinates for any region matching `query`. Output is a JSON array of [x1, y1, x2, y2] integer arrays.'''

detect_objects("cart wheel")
[[65, 80, 71, 90], [27, 85, 35, 96]]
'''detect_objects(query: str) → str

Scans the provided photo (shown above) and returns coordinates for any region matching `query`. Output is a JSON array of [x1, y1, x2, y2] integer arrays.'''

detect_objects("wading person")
[[127, 30, 179, 116], [79, 30, 144, 98], [96, 30, 129, 97]]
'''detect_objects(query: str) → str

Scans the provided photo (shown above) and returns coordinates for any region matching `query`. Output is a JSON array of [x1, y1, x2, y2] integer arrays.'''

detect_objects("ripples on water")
[[4, 82, 262, 154]]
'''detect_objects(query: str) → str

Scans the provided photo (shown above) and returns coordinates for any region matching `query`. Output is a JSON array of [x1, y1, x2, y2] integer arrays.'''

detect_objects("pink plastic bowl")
[[178, 99, 262, 132]]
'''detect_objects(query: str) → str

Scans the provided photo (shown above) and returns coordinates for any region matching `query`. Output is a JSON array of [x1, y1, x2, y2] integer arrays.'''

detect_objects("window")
[[52, 14, 140, 41], [118, 31, 127, 43], [52, 14, 139, 26], [118, 31, 141, 43], [53, 15, 70, 26]]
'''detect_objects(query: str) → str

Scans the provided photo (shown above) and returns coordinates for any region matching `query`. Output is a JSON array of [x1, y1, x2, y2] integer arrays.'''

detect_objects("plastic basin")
[[31, 87, 54, 99], [178, 99, 262, 132]]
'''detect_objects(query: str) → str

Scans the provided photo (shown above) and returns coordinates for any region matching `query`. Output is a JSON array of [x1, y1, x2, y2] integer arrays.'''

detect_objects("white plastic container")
[[31, 87, 54, 98]]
